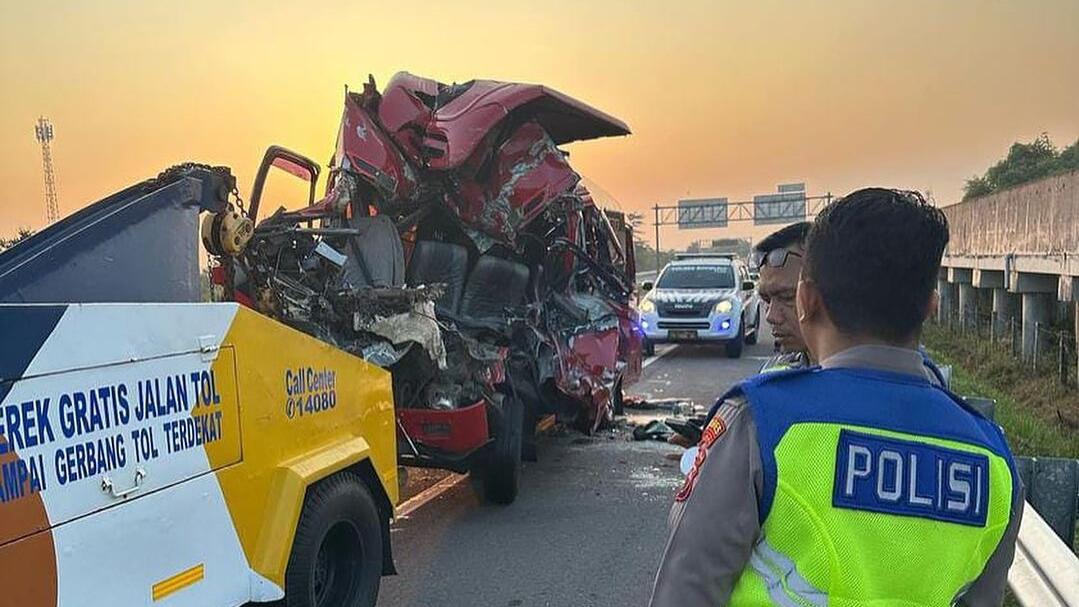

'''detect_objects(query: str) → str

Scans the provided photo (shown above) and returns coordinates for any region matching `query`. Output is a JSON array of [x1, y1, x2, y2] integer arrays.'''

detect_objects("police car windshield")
[[656, 265, 735, 289]]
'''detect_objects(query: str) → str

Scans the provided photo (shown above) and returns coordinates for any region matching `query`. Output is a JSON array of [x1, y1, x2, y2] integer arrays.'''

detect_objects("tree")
[[963, 176, 993, 200], [0, 228, 35, 251], [632, 240, 676, 274], [984, 134, 1057, 190], [963, 134, 1079, 200], [1056, 139, 1079, 173]]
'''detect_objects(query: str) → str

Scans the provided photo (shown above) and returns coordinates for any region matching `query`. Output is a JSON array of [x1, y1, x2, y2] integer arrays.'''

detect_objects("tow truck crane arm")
[[0, 164, 235, 304]]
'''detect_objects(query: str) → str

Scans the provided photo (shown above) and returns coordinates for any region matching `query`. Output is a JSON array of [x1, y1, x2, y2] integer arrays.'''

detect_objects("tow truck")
[[0, 167, 397, 607]]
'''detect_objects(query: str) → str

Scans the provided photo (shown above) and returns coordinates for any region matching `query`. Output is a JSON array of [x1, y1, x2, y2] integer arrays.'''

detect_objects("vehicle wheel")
[[482, 395, 523, 505], [725, 317, 745, 359], [283, 472, 383, 607], [522, 403, 539, 463], [612, 376, 625, 417], [643, 339, 656, 357], [745, 307, 760, 345]]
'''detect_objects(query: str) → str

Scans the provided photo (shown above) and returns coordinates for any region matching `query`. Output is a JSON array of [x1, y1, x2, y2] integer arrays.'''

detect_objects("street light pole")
[[653, 204, 661, 273]]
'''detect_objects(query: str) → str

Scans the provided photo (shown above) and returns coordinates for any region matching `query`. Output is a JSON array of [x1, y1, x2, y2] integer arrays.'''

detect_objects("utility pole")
[[35, 117, 60, 225], [653, 204, 661, 272]]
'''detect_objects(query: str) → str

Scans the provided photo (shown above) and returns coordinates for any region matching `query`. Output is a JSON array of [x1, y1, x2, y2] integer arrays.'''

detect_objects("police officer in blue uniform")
[[752, 222, 813, 374], [650, 188, 1022, 606]]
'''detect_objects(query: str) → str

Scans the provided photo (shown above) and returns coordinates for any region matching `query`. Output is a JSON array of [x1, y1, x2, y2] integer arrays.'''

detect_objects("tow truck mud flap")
[[0, 304, 251, 605]]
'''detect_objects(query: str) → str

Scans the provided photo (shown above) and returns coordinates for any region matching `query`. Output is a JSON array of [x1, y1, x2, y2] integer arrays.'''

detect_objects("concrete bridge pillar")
[[958, 284, 977, 329], [948, 268, 974, 329], [1011, 272, 1057, 362], [992, 289, 1016, 336], [937, 277, 956, 326], [1058, 275, 1079, 383], [975, 269, 1010, 336], [1021, 293, 1051, 362]]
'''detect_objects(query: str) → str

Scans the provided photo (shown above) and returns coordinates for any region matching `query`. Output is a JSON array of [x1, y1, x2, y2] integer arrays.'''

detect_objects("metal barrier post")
[[1034, 322, 1041, 370], [1059, 332, 1066, 385], [1015, 456, 1079, 547], [1012, 317, 1021, 358], [963, 396, 996, 420]]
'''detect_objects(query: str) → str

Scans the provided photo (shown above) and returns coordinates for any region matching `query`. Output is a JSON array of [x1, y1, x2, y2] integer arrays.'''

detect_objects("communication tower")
[[35, 117, 60, 225]]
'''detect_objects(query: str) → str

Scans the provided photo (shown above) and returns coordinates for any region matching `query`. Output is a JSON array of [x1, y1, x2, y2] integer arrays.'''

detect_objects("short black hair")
[[804, 188, 948, 341], [754, 221, 810, 255]]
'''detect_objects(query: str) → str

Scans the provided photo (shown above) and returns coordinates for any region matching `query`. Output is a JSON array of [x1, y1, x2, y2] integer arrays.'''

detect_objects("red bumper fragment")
[[398, 401, 489, 455]]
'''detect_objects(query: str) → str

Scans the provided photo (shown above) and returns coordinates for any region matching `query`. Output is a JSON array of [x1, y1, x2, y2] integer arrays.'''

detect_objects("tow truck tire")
[[612, 376, 625, 417], [725, 317, 745, 359], [284, 472, 383, 607], [643, 339, 656, 357], [482, 395, 523, 505], [745, 307, 760, 345]]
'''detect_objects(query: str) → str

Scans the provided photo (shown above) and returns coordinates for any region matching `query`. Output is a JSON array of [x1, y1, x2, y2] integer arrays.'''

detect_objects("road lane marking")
[[643, 345, 679, 369], [396, 473, 467, 519]]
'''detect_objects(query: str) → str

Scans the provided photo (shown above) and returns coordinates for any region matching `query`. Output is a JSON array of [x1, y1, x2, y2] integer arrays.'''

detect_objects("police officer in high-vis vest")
[[650, 188, 1022, 607]]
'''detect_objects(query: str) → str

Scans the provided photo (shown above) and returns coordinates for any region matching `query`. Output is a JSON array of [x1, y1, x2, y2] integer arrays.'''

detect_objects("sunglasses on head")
[[751, 248, 803, 270]]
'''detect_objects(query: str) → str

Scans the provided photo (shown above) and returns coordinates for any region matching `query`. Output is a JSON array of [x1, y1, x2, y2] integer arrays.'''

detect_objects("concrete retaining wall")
[[944, 170, 1079, 257]]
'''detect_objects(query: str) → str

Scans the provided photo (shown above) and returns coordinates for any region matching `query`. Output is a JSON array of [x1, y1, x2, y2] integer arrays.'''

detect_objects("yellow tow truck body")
[[0, 302, 397, 606]]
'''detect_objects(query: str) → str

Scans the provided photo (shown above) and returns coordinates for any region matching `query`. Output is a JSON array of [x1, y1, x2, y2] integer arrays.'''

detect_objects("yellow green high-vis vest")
[[723, 367, 1018, 606]]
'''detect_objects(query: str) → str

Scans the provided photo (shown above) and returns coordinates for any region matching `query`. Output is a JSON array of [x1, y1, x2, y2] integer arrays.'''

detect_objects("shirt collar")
[[820, 344, 926, 379]]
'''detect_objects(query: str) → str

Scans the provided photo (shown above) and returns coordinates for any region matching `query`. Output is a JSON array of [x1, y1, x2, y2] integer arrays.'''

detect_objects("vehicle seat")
[[460, 255, 530, 320], [407, 240, 469, 314], [340, 216, 405, 289]]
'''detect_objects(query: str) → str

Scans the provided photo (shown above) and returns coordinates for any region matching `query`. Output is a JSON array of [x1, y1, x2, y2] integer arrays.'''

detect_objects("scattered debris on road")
[[632, 420, 676, 441], [623, 396, 700, 416]]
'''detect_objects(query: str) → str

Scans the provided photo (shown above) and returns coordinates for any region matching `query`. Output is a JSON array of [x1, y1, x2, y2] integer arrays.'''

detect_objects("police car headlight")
[[713, 299, 733, 315], [639, 299, 655, 313]]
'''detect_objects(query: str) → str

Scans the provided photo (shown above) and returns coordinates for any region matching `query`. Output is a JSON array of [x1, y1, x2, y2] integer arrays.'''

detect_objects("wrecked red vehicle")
[[204, 72, 642, 503]]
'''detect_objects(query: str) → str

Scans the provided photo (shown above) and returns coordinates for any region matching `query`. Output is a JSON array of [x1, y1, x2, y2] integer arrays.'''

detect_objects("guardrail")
[[964, 397, 1079, 605], [1009, 501, 1079, 606]]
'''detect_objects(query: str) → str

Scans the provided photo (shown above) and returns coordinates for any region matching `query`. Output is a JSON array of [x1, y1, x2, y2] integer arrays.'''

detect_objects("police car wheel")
[[284, 472, 383, 607], [482, 395, 524, 505]]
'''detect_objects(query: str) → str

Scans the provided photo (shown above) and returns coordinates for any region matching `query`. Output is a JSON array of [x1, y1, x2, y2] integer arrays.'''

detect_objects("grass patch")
[[923, 324, 1079, 459], [925, 325, 1078, 602]]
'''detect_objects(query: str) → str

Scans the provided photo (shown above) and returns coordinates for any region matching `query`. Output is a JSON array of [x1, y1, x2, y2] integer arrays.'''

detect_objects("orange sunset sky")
[[2, 0, 1077, 246]]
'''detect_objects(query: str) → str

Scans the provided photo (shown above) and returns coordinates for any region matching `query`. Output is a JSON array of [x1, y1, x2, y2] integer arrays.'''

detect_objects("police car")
[[637, 254, 761, 358]]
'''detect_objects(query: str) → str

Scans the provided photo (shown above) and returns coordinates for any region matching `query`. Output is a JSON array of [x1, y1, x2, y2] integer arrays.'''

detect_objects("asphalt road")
[[379, 327, 776, 607]]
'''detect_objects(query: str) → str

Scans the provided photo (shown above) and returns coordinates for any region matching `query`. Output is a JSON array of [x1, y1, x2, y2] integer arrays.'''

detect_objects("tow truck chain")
[[152, 162, 247, 215], [154, 162, 248, 296]]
